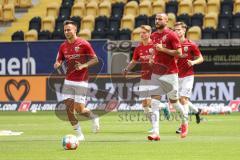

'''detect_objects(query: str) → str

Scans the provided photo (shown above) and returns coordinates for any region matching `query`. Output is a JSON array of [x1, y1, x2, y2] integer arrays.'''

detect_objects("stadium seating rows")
[[7, 0, 240, 41]]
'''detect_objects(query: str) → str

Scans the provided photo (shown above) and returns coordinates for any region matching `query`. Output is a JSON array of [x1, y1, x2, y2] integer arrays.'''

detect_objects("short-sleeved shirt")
[[150, 28, 181, 75], [178, 39, 202, 78], [132, 41, 154, 80], [57, 37, 96, 81]]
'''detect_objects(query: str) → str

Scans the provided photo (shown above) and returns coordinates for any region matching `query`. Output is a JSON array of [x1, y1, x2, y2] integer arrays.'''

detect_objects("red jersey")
[[132, 41, 154, 80], [178, 39, 202, 78], [57, 37, 96, 81], [150, 28, 181, 75]]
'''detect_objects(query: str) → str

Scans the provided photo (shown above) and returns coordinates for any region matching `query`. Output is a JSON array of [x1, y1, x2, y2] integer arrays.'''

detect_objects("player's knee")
[[74, 102, 85, 113], [142, 99, 151, 107], [180, 97, 188, 105], [64, 98, 74, 107]]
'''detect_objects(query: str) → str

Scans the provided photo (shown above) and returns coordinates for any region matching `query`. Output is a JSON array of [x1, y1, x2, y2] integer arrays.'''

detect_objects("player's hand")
[[187, 60, 195, 66], [122, 68, 128, 76], [155, 43, 163, 52], [75, 61, 88, 70], [54, 61, 61, 69], [149, 56, 154, 65]]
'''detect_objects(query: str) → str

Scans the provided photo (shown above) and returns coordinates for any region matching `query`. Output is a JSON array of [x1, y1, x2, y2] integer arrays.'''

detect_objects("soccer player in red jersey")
[[148, 13, 189, 140], [54, 20, 100, 141], [174, 22, 204, 133], [123, 25, 170, 134], [123, 25, 154, 113]]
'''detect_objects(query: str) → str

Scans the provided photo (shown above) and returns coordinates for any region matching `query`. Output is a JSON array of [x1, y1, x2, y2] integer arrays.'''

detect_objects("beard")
[[155, 23, 165, 30]]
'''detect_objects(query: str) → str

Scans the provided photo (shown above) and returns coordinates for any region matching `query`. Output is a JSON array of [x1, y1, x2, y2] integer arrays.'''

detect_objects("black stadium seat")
[[29, 16, 41, 33], [11, 30, 24, 41]]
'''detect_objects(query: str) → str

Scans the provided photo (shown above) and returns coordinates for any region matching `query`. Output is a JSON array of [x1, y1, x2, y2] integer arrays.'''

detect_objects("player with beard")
[[122, 25, 170, 134], [147, 13, 189, 141]]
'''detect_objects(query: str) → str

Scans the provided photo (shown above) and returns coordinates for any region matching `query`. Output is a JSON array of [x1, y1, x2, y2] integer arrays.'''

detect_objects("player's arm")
[[76, 56, 98, 70], [187, 43, 204, 66], [76, 41, 99, 70], [122, 60, 137, 75], [156, 43, 182, 56], [54, 48, 64, 69], [188, 55, 204, 66]]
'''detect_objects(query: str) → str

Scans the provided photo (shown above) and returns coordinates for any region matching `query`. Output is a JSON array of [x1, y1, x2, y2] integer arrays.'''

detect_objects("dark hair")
[[63, 20, 77, 27]]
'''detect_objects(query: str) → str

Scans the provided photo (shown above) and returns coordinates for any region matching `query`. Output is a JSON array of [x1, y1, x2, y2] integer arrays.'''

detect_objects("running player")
[[174, 22, 204, 133], [54, 20, 100, 141], [148, 13, 189, 140], [122, 25, 170, 133]]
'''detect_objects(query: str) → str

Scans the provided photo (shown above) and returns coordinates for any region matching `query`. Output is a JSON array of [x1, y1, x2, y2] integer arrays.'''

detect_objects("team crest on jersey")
[[183, 46, 188, 52], [149, 48, 154, 55], [162, 35, 167, 41], [74, 47, 80, 52]]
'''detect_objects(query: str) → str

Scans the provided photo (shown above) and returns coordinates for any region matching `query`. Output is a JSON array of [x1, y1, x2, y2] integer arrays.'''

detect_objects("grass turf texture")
[[0, 111, 239, 160]]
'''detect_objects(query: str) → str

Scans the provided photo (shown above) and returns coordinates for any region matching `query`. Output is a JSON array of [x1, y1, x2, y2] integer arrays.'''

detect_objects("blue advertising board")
[[0, 40, 108, 75]]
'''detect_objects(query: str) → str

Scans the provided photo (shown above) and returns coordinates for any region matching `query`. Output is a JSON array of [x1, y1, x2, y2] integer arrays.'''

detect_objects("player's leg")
[[62, 80, 85, 141], [179, 76, 201, 124], [164, 74, 188, 138], [139, 79, 152, 114], [74, 81, 100, 134], [147, 95, 161, 141]]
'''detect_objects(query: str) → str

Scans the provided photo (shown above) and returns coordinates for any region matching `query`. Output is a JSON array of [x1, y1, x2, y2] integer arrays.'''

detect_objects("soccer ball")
[[62, 134, 79, 150]]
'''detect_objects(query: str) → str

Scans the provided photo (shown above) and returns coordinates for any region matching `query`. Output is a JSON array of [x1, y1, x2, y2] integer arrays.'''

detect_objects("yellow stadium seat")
[[206, 0, 220, 14], [114, 0, 127, 3], [24, 29, 38, 41], [193, 0, 206, 15], [19, 0, 32, 8], [87, 0, 101, 4], [187, 26, 201, 41], [3, 3, 15, 21], [80, 15, 95, 31], [86, 1, 98, 17], [46, 2, 60, 19], [78, 29, 91, 40], [99, 0, 111, 17], [5, 0, 19, 7], [41, 16, 55, 32], [152, 0, 166, 15], [233, 0, 240, 14], [124, 1, 138, 17], [0, 4, 3, 21], [121, 14, 135, 30], [71, 2, 85, 17], [139, 0, 152, 16], [74, 0, 87, 4], [167, 13, 176, 29], [131, 27, 141, 41], [0, 0, 5, 5], [178, 0, 193, 16], [203, 12, 218, 29]]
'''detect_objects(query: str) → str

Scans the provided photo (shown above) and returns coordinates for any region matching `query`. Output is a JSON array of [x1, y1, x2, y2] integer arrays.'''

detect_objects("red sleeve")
[[57, 44, 64, 62], [84, 41, 96, 58], [132, 46, 140, 61], [191, 42, 202, 57], [169, 31, 181, 50]]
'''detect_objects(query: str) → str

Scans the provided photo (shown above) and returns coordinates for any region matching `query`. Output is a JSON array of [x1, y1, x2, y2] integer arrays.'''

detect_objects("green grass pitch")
[[0, 111, 240, 160]]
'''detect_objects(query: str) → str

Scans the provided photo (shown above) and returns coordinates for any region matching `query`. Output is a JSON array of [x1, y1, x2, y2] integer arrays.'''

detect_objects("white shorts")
[[179, 75, 194, 98], [138, 79, 151, 100], [62, 79, 88, 104], [150, 73, 179, 100]]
